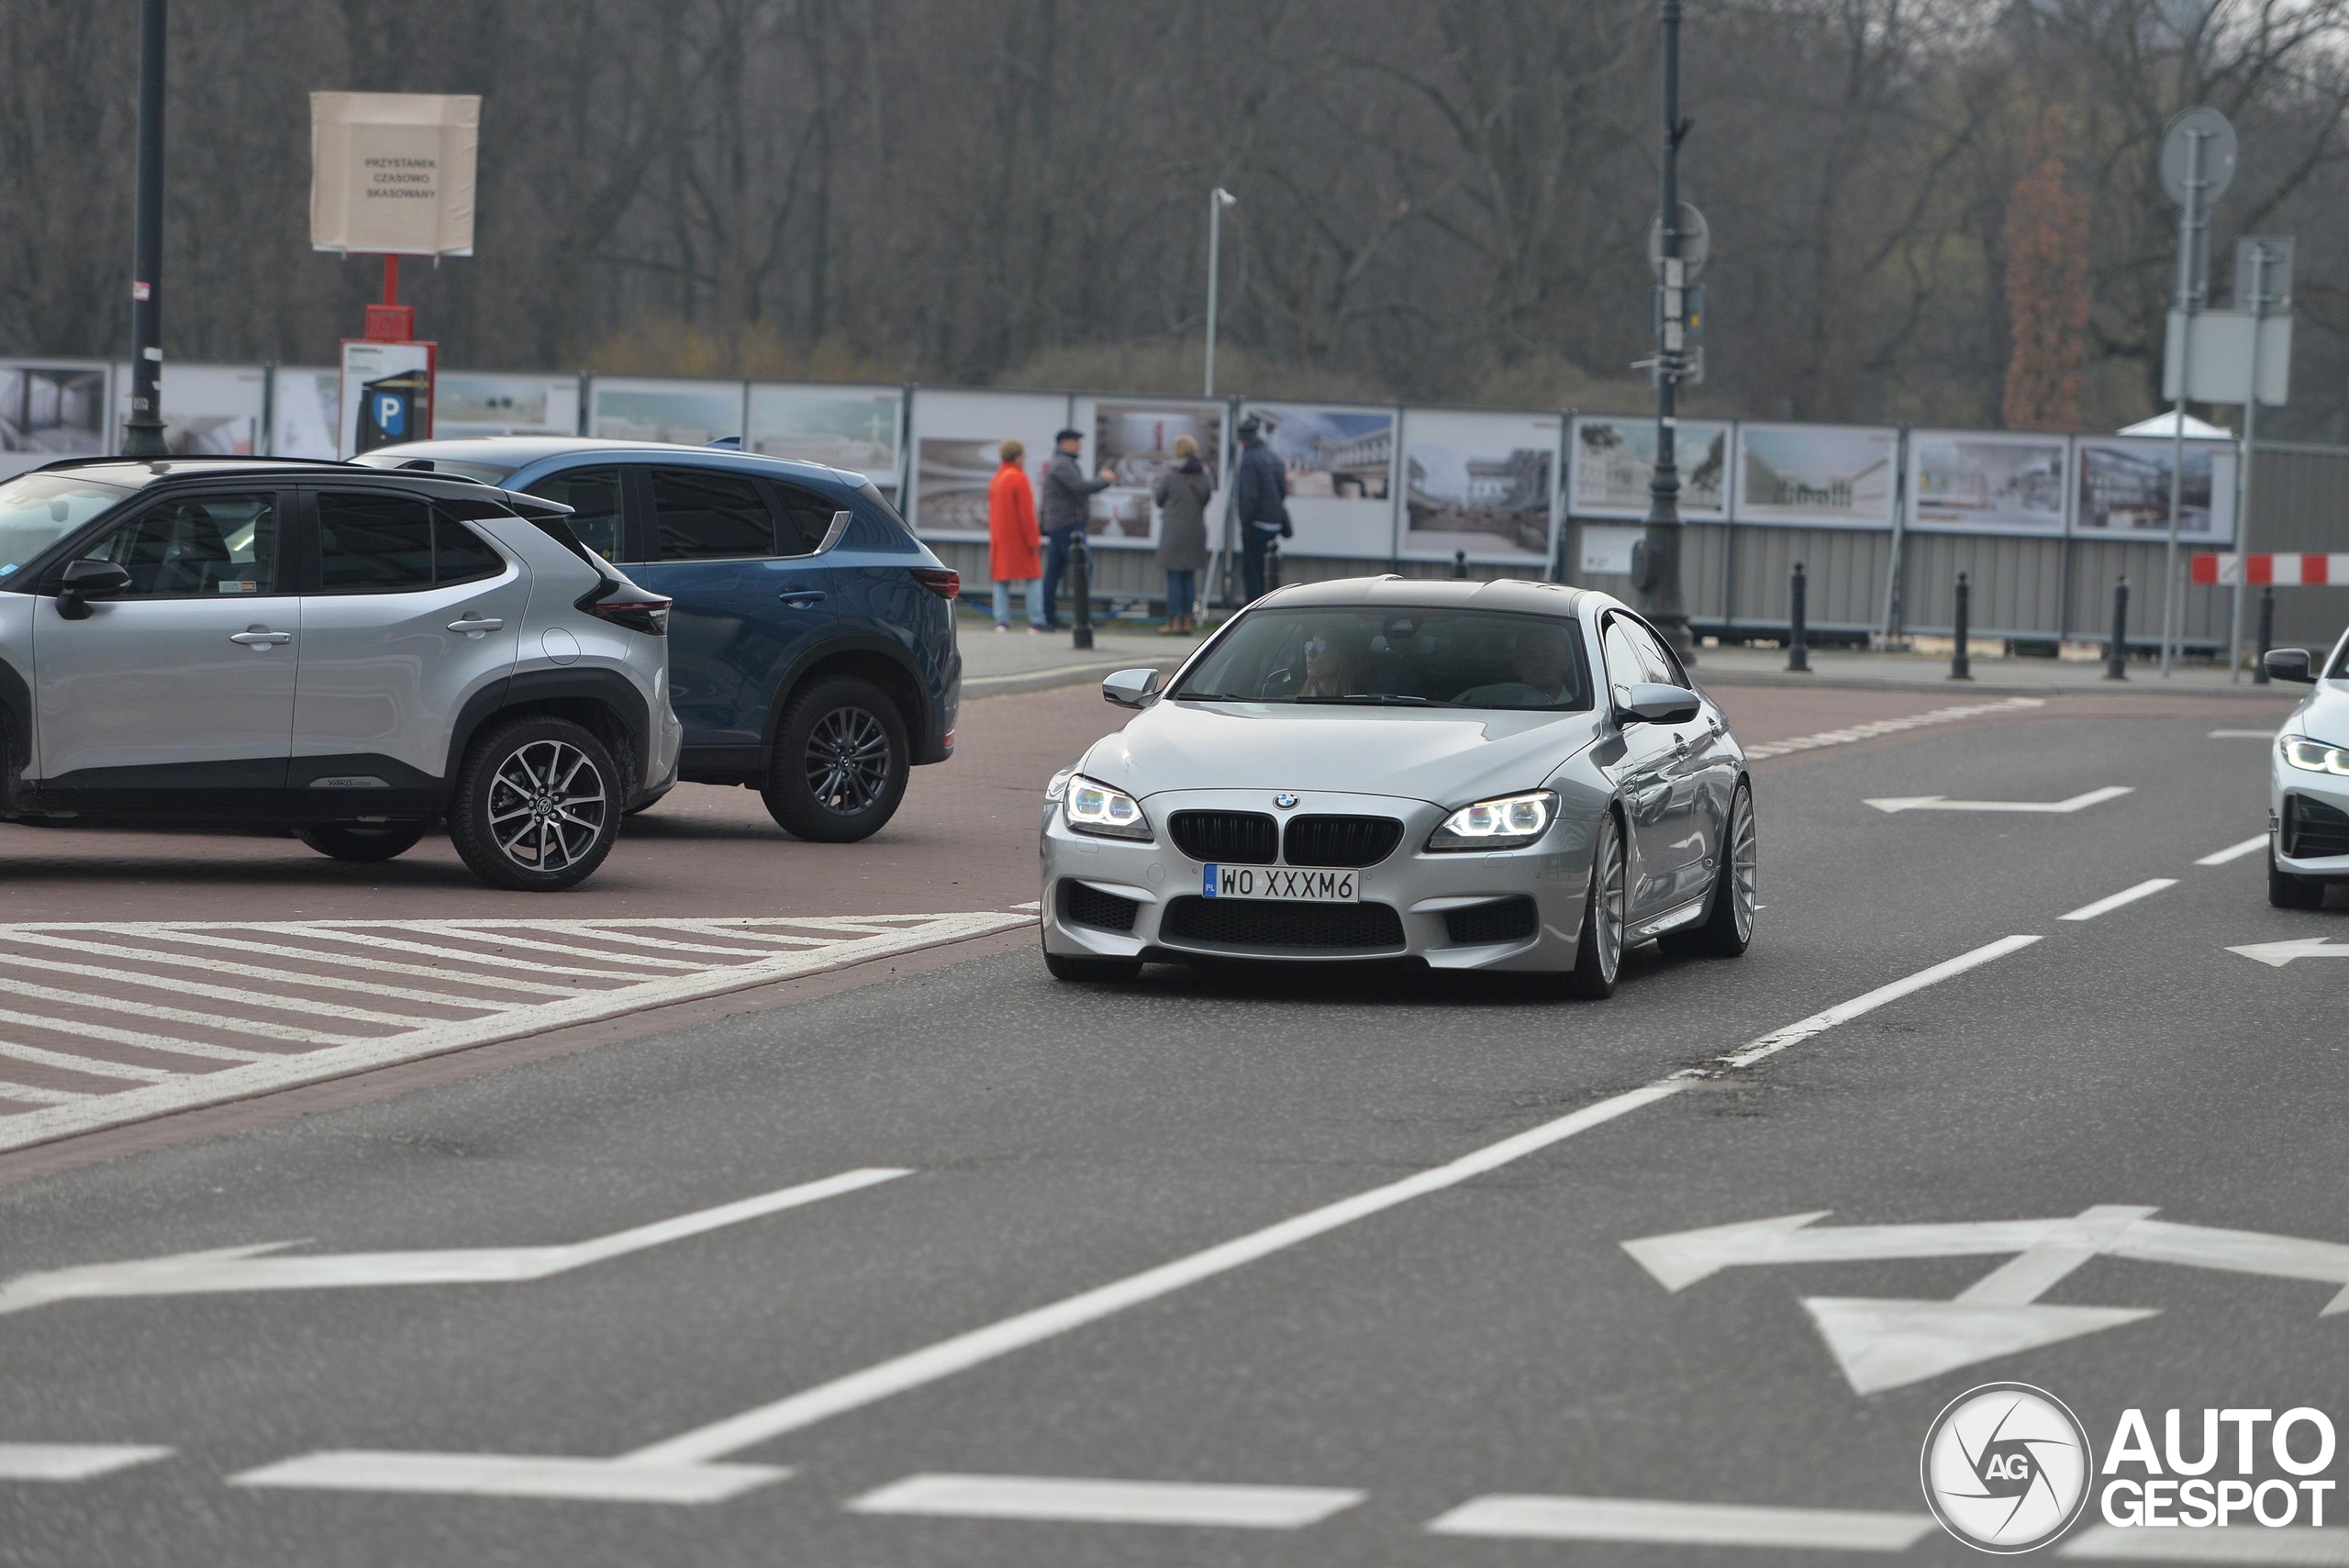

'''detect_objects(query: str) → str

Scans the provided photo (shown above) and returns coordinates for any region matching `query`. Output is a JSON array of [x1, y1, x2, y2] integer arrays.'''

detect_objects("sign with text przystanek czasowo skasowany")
[[309, 91, 480, 257]]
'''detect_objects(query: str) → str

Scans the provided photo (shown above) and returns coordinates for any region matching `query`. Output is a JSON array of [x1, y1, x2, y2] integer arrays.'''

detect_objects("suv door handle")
[[447, 617, 506, 637], [777, 590, 826, 607], [228, 629, 291, 646]]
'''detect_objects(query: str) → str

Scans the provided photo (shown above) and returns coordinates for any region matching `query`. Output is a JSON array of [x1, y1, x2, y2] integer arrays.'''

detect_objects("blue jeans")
[[1040, 528, 1077, 626], [992, 579, 1039, 628], [1164, 568, 1196, 620]]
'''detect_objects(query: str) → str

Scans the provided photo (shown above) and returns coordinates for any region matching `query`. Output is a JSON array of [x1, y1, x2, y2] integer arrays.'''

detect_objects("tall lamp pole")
[[121, 0, 170, 458], [1205, 187, 1237, 396], [1637, 0, 1696, 663]]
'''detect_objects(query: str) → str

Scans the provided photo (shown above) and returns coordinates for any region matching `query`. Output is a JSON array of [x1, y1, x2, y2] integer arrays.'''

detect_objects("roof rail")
[[30, 453, 364, 474]]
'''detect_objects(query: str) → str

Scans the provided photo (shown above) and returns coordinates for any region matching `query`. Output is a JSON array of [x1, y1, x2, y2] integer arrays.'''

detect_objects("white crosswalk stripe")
[[0, 912, 1031, 1154]]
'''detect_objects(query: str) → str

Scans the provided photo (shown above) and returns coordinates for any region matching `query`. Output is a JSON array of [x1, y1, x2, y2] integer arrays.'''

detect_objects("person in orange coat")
[[986, 439, 1044, 633]]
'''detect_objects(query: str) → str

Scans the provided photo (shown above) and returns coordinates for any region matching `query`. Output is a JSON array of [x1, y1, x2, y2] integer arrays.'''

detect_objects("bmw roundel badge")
[[1274, 793, 1299, 808]]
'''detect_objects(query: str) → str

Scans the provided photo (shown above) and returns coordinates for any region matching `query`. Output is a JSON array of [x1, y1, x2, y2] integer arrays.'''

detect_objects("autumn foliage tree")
[[2001, 109, 2092, 431]]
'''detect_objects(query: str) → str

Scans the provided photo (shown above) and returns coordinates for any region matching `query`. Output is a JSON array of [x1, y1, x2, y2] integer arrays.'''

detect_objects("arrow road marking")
[[1865, 786, 2133, 815], [2230, 938, 2349, 967], [0, 1168, 907, 1316], [1624, 1206, 2349, 1394]]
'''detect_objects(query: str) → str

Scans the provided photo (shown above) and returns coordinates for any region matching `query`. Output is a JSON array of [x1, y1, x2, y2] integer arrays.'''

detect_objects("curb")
[[1691, 668, 2292, 701], [963, 657, 1187, 699]]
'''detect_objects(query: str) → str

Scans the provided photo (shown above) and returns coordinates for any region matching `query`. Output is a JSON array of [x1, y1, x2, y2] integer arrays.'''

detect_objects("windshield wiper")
[[1171, 690, 1252, 701], [1293, 693, 1442, 706]]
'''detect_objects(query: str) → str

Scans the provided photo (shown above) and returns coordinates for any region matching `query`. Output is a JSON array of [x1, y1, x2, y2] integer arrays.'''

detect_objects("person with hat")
[[1233, 415, 1291, 602], [1039, 428, 1115, 631]]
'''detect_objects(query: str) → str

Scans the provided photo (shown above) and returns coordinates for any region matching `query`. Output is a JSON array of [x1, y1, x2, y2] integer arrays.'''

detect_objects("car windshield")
[[0, 473, 130, 580], [1174, 606, 1591, 710], [353, 453, 519, 485]]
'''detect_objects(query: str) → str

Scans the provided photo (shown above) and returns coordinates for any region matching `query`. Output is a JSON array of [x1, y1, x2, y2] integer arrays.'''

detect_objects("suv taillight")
[[575, 584, 672, 636], [911, 567, 960, 600]]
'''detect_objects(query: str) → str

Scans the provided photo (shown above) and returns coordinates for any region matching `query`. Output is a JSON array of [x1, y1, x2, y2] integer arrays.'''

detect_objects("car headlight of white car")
[[1427, 789, 1558, 851], [2282, 736, 2349, 776], [1059, 773, 1152, 840]]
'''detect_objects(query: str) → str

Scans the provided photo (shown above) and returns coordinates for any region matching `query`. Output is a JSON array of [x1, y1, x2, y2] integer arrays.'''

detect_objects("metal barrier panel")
[[1724, 525, 1889, 633], [1893, 534, 2065, 640]]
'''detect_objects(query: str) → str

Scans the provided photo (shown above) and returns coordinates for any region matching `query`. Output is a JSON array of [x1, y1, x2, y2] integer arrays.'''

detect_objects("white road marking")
[[2209, 729, 2277, 740], [244, 934, 2042, 1496], [358, 927, 708, 972], [0, 954, 444, 1028], [2229, 938, 2349, 968], [0, 913, 1032, 1153], [0, 1443, 173, 1481], [2060, 880, 2176, 921], [0, 931, 532, 1011], [1866, 786, 2133, 815], [846, 1473, 1364, 1529], [96, 929, 576, 997], [2065, 1524, 2349, 1561], [1011, 901, 1041, 913], [233, 1451, 786, 1504], [1742, 697, 2046, 762], [2198, 835, 2270, 865], [1425, 1494, 1937, 1551], [1626, 1206, 2349, 1394], [0, 1040, 176, 1084], [0, 1168, 907, 1314]]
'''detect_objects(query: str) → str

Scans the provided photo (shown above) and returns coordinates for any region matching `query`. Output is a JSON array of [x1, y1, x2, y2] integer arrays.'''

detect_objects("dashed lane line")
[[2060, 880, 2177, 922], [2198, 835, 2269, 866], [0, 1444, 173, 1482], [0, 913, 1032, 1154], [846, 1473, 1365, 1529], [1742, 696, 2045, 762], [1426, 1493, 1937, 1551]]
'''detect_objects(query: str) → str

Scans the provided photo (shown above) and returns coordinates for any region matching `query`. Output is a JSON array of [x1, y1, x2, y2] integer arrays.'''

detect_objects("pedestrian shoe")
[[993, 623, 1010, 633]]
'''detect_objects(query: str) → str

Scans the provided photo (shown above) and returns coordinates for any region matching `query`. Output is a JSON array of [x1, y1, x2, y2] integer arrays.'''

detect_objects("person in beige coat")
[[1151, 435, 1215, 634]]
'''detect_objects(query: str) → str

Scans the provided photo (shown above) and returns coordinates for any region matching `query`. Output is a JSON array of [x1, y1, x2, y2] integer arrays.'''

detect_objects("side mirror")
[[1101, 667, 1163, 709], [2264, 648, 2316, 684], [54, 558, 132, 620], [1624, 681, 1702, 725]]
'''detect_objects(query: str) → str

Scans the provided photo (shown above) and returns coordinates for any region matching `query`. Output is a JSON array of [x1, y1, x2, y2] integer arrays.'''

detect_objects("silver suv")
[[0, 457, 681, 891]]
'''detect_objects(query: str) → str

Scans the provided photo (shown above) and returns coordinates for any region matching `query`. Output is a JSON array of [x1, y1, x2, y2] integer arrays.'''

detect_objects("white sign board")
[[309, 92, 481, 257], [1575, 524, 1642, 578], [2163, 309, 2290, 406]]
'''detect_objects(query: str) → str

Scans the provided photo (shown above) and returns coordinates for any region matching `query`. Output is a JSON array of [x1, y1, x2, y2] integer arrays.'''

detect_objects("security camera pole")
[[120, 0, 170, 459], [1636, 0, 1698, 663]]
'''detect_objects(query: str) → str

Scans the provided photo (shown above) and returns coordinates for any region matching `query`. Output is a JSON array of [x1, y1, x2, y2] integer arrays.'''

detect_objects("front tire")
[[297, 821, 430, 863], [1044, 951, 1143, 983], [1558, 811, 1627, 999], [2270, 842, 2326, 909], [762, 676, 910, 842], [448, 716, 620, 892], [1664, 781, 1756, 959]]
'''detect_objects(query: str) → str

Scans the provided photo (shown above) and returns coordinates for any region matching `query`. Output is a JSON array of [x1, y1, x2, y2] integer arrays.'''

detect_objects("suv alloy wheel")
[[448, 715, 621, 891], [762, 674, 909, 842]]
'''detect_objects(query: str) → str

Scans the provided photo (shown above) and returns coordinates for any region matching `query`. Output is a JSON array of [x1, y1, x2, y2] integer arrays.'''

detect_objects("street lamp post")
[[121, 0, 170, 458], [1637, 0, 1696, 663], [1205, 187, 1237, 397]]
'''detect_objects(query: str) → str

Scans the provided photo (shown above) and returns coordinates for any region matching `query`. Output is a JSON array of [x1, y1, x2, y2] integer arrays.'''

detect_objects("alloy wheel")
[[803, 705, 894, 817], [1729, 789, 1759, 941], [486, 739, 607, 873], [1596, 818, 1626, 980]]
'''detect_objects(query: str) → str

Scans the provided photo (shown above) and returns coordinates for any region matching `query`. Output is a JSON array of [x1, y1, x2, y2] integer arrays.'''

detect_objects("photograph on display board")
[[747, 384, 901, 483], [1087, 401, 1223, 546], [1576, 524, 1642, 578], [271, 367, 340, 459], [2074, 439, 2234, 542], [1735, 424, 1898, 527], [1400, 410, 1556, 562], [591, 380, 741, 446], [112, 363, 265, 455], [437, 373, 581, 439], [1241, 403, 1397, 560], [913, 436, 1005, 534], [0, 364, 108, 459], [1908, 432, 2066, 535], [1570, 417, 1728, 519]]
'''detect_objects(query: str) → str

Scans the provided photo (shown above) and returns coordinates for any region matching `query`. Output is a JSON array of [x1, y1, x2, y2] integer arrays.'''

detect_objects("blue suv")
[[360, 438, 959, 841]]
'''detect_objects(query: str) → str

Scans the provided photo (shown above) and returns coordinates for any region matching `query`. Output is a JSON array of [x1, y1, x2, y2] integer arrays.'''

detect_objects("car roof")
[[24, 455, 555, 510], [1257, 574, 1605, 618], [363, 436, 874, 492]]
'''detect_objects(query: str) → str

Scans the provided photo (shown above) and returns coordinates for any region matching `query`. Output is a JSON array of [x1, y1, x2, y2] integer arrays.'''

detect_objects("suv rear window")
[[651, 468, 772, 560], [316, 492, 507, 593], [523, 467, 624, 561]]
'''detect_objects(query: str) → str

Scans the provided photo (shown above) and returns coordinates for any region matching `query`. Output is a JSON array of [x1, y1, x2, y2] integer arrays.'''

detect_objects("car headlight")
[[1062, 774, 1152, 840], [2283, 736, 2349, 775], [1427, 789, 1559, 851]]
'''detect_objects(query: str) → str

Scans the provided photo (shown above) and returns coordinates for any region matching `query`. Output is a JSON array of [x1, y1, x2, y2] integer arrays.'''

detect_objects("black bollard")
[[2254, 585, 2275, 685], [2105, 577, 2129, 681], [1787, 561, 1811, 673], [1453, 550, 1467, 580], [1950, 571, 1972, 680], [1070, 528, 1095, 651]]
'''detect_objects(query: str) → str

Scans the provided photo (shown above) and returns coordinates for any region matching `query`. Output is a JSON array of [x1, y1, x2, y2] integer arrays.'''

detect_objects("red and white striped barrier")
[[2191, 552, 2349, 587]]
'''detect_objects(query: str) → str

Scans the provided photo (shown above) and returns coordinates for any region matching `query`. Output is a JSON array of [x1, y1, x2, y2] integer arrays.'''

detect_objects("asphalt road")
[[6, 686, 2341, 1566]]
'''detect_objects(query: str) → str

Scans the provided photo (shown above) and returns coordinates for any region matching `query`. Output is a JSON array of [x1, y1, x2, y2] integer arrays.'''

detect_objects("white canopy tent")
[[2118, 410, 2232, 439]]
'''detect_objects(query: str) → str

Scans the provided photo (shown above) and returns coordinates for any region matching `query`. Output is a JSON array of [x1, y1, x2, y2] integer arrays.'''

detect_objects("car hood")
[[1083, 699, 1601, 806], [2295, 680, 2349, 745]]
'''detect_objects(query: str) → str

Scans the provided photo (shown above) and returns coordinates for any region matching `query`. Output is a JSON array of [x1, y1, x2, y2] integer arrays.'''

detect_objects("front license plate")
[[1201, 864, 1359, 901]]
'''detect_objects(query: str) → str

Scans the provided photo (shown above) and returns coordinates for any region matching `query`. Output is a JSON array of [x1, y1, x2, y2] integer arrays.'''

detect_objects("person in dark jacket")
[[1151, 434, 1214, 634], [1038, 428, 1114, 630], [1232, 416, 1290, 602]]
